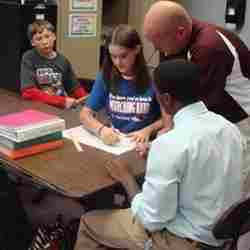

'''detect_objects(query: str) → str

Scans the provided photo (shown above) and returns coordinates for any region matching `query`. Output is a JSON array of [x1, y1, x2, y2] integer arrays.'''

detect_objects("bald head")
[[144, 1, 192, 54], [144, 1, 191, 33]]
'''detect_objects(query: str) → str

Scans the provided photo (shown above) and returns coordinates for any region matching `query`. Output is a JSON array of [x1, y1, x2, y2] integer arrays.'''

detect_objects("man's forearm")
[[122, 177, 141, 203], [147, 119, 163, 136]]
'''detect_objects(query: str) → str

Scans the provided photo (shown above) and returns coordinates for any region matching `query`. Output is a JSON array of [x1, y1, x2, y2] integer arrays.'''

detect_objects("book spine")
[[0, 140, 64, 159], [0, 120, 65, 142], [0, 117, 63, 133], [17, 118, 65, 132], [0, 131, 63, 149]]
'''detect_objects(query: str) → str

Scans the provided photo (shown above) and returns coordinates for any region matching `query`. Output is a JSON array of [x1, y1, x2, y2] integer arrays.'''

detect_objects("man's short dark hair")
[[153, 59, 201, 105], [27, 20, 55, 41]]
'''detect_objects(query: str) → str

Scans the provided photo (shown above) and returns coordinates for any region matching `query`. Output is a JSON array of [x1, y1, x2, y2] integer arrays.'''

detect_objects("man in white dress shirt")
[[74, 59, 243, 250]]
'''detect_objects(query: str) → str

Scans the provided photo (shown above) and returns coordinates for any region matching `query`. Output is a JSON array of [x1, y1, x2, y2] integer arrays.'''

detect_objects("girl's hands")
[[100, 126, 120, 145], [127, 127, 151, 143]]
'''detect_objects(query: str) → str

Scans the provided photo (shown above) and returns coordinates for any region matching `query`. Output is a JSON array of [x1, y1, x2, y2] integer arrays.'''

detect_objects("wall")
[[179, 0, 250, 45], [56, 0, 250, 80], [128, 0, 158, 69], [57, 0, 102, 80], [102, 0, 128, 28]]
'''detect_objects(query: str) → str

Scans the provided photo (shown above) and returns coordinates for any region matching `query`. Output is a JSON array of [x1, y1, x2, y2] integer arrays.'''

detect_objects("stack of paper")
[[63, 125, 136, 155]]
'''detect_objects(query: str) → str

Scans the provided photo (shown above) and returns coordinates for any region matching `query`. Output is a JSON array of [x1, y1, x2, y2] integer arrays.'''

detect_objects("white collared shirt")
[[131, 102, 243, 246]]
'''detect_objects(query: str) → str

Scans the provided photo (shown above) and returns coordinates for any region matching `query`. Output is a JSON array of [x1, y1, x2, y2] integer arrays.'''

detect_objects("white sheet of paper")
[[63, 126, 136, 155]]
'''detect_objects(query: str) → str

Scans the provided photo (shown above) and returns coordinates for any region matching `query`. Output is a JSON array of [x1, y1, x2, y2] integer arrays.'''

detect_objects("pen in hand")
[[100, 127, 120, 145]]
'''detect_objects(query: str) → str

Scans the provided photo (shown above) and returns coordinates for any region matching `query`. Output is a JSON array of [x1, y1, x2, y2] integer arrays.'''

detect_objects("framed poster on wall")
[[69, 13, 97, 37], [70, 0, 97, 12]]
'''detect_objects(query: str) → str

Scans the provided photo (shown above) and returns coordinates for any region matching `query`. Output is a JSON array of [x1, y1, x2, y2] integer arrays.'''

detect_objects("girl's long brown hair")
[[102, 24, 150, 94]]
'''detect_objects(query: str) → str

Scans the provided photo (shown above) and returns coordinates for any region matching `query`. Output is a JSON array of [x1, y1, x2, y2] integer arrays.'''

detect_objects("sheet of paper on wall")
[[63, 125, 136, 155]]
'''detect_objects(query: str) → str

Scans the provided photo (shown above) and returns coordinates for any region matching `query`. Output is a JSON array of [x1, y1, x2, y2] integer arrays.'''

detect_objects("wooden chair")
[[212, 196, 250, 250]]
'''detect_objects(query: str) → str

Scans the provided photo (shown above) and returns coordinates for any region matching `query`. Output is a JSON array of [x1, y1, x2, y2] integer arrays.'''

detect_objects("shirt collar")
[[173, 101, 208, 126]]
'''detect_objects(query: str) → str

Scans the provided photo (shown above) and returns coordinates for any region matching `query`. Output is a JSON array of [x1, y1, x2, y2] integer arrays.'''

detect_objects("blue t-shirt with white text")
[[86, 72, 160, 133]]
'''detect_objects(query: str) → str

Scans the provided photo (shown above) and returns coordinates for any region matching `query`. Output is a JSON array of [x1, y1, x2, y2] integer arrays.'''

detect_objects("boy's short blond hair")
[[27, 20, 55, 41]]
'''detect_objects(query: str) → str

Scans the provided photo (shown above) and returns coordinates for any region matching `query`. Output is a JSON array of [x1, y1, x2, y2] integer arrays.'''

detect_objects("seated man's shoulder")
[[154, 129, 183, 147]]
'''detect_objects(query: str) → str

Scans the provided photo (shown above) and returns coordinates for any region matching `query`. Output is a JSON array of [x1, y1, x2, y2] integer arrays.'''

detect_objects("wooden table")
[[0, 89, 146, 198]]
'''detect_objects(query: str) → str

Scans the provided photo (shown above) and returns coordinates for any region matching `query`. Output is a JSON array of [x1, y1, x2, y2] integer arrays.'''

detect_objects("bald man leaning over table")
[[143, 1, 250, 128]]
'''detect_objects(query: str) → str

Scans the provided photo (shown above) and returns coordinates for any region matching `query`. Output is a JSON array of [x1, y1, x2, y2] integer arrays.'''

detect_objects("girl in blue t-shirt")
[[80, 24, 162, 145]]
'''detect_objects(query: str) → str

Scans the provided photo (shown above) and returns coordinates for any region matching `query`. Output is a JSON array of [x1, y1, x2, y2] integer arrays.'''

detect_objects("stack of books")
[[0, 109, 65, 159]]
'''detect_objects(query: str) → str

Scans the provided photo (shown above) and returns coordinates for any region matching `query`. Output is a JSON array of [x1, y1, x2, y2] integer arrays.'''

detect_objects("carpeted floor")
[[17, 182, 85, 228]]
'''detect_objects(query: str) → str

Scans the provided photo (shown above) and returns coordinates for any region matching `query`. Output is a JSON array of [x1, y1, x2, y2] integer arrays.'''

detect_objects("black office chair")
[[212, 195, 250, 250]]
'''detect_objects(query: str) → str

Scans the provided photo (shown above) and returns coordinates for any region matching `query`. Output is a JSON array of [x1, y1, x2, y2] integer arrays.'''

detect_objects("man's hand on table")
[[135, 142, 151, 158]]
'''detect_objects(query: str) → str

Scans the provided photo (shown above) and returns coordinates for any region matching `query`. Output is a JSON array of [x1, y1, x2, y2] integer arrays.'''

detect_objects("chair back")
[[212, 196, 250, 249]]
